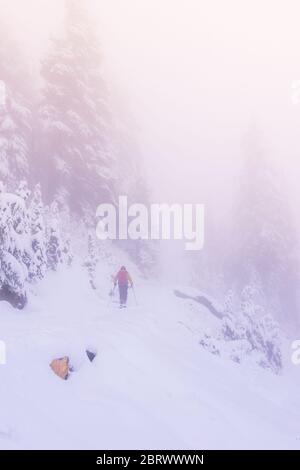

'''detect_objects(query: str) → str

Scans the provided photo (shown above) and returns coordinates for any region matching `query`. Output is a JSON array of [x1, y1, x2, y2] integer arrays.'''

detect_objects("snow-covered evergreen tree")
[[0, 22, 33, 186], [28, 184, 47, 280], [84, 232, 99, 290], [0, 187, 28, 308], [38, 0, 116, 212], [0, 179, 75, 309], [226, 127, 299, 327], [45, 201, 63, 271]]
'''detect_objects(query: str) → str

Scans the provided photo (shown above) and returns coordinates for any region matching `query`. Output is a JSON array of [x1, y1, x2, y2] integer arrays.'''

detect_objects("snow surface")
[[1, 263, 300, 450]]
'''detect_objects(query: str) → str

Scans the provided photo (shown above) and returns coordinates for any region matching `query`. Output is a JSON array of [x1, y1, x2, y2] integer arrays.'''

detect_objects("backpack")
[[117, 270, 128, 286]]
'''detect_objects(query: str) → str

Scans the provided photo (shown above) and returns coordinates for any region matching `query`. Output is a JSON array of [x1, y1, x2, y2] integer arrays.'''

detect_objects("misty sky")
[[1, 0, 300, 219]]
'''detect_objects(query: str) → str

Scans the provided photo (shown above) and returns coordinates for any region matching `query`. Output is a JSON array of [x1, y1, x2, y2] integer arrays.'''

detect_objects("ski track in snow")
[[1, 266, 300, 450]]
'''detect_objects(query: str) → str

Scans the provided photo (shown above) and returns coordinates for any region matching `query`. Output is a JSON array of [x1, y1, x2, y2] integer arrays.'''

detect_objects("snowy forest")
[[0, 0, 151, 306], [1, 0, 300, 451]]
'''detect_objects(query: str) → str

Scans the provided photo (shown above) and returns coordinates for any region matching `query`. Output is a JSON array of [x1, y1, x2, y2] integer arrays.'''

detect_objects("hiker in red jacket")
[[114, 266, 133, 308]]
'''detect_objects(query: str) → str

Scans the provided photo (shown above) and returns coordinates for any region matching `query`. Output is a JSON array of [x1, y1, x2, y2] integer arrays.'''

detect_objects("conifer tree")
[[39, 0, 116, 211], [0, 23, 33, 186], [227, 127, 299, 326]]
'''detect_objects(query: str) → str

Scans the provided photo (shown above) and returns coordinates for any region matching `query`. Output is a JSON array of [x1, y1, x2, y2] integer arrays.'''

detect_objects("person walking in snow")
[[114, 266, 133, 308]]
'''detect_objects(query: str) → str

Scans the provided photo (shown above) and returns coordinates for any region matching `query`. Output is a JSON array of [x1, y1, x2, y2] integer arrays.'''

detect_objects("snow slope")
[[1, 264, 300, 450]]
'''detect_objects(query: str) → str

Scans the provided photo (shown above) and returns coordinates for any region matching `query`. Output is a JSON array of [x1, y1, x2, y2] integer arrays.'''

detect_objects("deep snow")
[[1, 263, 300, 450]]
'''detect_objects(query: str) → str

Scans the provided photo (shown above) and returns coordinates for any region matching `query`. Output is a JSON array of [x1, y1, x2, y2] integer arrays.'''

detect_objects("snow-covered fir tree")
[[226, 127, 299, 327], [38, 0, 117, 212], [84, 232, 99, 290], [45, 201, 64, 271], [0, 180, 73, 308], [0, 184, 28, 308], [0, 22, 33, 186], [28, 183, 47, 280]]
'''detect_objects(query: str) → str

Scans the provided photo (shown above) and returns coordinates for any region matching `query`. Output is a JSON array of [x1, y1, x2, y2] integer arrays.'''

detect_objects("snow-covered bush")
[[221, 286, 282, 373], [0, 183, 73, 309], [0, 189, 28, 308], [199, 334, 221, 356], [198, 285, 282, 374]]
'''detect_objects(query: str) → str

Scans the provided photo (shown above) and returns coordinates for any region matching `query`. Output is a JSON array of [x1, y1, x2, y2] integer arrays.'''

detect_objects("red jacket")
[[114, 270, 133, 287]]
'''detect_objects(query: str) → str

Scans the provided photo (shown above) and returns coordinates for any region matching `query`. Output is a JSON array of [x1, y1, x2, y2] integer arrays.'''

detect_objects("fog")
[[2, 0, 300, 214]]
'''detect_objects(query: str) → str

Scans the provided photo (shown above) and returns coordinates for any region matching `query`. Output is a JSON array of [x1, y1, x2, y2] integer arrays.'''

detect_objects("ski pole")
[[132, 285, 138, 306]]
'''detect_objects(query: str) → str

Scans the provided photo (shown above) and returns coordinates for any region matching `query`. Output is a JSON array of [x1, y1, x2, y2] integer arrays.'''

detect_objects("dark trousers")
[[118, 284, 128, 305]]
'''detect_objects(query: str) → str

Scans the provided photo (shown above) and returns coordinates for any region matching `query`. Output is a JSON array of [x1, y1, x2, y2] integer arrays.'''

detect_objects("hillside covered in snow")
[[1, 0, 300, 452], [1, 259, 300, 450]]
